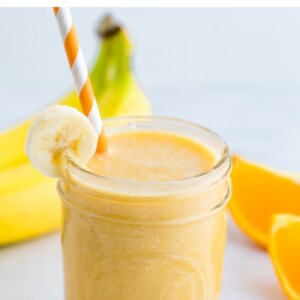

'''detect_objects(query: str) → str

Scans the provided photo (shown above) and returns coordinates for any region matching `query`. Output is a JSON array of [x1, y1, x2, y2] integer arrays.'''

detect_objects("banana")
[[26, 105, 97, 178], [93, 16, 152, 118], [0, 177, 58, 245], [0, 15, 152, 245]]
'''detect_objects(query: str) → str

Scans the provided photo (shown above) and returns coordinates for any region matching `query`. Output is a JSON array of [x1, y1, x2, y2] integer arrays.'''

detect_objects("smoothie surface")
[[86, 131, 216, 182]]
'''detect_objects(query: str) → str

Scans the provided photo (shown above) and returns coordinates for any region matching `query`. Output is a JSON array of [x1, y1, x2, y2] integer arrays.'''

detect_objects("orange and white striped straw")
[[53, 7, 107, 152]]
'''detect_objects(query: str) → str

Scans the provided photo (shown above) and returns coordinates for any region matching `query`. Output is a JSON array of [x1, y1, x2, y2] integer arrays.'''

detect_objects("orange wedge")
[[269, 214, 300, 299], [229, 155, 300, 248]]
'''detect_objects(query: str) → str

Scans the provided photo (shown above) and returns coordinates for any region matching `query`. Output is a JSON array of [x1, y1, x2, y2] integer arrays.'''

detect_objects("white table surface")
[[1, 87, 294, 300]]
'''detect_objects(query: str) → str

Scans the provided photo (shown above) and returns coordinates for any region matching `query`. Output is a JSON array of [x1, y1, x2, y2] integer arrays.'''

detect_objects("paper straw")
[[53, 7, 107, 152]]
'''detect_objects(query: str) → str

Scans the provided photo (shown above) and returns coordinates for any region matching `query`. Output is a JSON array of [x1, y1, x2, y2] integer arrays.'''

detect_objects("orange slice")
[[229, 155, 300, 248], [269, 214, 300, 299]]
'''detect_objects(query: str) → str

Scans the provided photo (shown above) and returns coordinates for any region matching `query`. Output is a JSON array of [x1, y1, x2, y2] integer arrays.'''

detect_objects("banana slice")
[[26, 105, 97, 178]]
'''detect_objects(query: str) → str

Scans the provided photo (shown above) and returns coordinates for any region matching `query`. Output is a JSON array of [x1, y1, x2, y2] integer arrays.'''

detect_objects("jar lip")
[[67, 116, 231, 188]]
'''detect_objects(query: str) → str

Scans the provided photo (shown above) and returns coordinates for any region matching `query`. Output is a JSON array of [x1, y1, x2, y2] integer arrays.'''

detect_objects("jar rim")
[[66, 116, 231, 192]]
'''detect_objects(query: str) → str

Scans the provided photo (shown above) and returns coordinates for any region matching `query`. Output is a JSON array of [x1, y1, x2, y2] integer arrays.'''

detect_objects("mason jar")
[[58, 116, 231, 300]]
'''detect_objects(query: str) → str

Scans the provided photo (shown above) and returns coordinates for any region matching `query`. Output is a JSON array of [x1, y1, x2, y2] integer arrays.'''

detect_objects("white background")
[[1, 8, 299, 299]]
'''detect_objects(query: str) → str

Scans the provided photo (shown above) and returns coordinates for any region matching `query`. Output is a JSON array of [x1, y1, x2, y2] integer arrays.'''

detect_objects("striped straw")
[[53, 7, 107, 152]]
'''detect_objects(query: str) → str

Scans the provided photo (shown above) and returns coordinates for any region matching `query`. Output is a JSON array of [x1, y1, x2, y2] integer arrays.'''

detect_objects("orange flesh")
[[270, 216, 300, 298], [230, 156, 300, 247]]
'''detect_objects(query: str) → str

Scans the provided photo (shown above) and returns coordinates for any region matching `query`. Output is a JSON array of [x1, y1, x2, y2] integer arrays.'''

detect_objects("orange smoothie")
[[59, 117, 231, 300], [87, 131, 215, 182]]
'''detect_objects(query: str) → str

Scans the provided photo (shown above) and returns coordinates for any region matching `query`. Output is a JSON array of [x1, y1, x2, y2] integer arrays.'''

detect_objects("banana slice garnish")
[[26, 105, 97, 178]]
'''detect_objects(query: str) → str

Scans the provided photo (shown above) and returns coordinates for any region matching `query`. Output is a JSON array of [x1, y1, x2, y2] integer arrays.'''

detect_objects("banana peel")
[[0, 16, 152, 245]]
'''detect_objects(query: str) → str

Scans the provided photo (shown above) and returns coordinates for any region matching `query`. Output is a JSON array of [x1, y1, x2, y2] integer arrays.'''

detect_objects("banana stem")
[[114, 31, 131, 83], [90, 42, 111, 96], [90, 15, 133, 100]]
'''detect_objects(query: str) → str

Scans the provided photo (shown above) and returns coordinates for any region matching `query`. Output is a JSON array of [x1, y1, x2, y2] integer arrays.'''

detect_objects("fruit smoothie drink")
[[58, 116, 231, 300]]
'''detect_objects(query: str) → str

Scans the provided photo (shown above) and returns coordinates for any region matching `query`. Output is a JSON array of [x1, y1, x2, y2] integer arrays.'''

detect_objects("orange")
[[269, 214, 300, 299], [229, 155, 300, 248]]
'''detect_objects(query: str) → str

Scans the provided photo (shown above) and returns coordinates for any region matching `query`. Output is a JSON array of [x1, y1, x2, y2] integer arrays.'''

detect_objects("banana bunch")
[[0, 16, 152, 245]]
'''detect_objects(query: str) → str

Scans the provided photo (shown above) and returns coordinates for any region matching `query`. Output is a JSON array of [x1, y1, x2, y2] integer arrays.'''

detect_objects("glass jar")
[[58, 116, 231, 300]]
